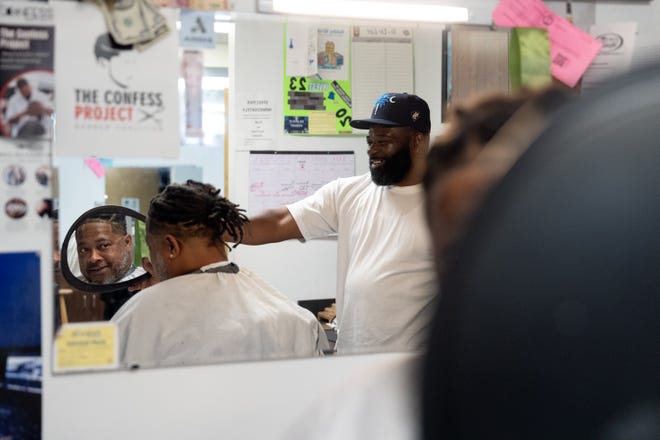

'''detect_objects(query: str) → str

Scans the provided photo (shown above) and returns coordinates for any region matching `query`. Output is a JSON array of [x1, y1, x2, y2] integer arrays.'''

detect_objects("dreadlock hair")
[[423, 86, 571, 193], [423, 93, 529, 194], [77, 213, 128, 236], [147, 179, 249, 250]]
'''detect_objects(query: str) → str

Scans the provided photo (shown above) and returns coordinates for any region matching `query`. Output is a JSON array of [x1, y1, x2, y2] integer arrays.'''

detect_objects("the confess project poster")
[[53, 1, 179, 158], [0, 4, 54, 141]]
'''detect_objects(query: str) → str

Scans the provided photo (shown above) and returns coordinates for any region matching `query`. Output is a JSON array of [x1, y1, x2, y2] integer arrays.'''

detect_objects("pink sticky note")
[[493, 0, 602, 87], [84, 157, 106, 178]]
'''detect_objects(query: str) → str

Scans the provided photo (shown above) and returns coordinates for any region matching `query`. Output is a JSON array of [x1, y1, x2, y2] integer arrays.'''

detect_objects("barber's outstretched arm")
[[237, 206, 304, 245]]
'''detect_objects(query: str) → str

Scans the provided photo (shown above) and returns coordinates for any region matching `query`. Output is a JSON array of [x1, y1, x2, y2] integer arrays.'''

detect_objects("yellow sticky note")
[[53, 322, 119, 372], [309, 112, 337, 135]]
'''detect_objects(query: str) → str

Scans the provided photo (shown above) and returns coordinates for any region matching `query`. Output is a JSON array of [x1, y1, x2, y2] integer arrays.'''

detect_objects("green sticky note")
[[509, 27, 552, 91]]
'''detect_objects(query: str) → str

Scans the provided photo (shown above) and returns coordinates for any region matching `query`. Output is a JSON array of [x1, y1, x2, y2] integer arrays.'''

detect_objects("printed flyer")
[[283, 23, 352, 135], [0, 4, 54, 141], [53, 1, 179, 158]]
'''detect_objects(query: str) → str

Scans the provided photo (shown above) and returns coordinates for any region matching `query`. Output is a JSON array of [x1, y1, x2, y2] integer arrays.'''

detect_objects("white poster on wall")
[[248, 151, 354, 215], [285, 21, 318, 78], [581, 22, 637, 96], [237, 94, 275, 150], [351, 26, 414, 123], [53, 1, 179, 158], [0, 3, 54, 142]]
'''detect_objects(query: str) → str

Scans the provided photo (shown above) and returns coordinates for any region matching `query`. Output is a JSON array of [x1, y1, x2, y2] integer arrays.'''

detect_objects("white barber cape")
[[111, 262, 328, 368]]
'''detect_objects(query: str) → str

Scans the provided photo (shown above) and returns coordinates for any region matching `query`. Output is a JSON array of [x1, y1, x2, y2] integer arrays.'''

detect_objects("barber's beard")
[[99, 250, 133, 284], [370, 145, 413, 186]]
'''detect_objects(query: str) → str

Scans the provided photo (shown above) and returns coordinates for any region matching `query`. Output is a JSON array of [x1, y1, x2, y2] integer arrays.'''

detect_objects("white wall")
[[43, 346, 413, 439]]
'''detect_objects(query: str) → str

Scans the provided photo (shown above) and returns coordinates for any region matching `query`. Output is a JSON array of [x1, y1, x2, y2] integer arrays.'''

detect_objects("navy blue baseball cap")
[[350, 92, 431, 134]]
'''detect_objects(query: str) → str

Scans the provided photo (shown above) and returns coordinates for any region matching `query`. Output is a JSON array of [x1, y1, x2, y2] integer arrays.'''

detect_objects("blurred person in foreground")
[[423, 67, 660, 439], [111, 180, 329, 369], [279, 86, 571, 440]]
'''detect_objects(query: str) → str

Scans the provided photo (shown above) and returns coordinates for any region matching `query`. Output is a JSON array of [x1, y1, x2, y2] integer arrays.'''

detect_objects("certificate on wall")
[[53, 1, 179, 158], [248, 151, 354, 215]]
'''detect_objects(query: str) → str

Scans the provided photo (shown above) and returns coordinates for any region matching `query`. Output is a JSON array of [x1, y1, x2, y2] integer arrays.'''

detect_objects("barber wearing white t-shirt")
[[5, 77, 53, 138], [233, 93, 437, 354]]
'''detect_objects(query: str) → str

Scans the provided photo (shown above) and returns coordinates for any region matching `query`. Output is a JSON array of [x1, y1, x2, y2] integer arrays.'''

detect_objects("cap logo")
[[372, 93, 395, 117], [411, 111, 420, 121]]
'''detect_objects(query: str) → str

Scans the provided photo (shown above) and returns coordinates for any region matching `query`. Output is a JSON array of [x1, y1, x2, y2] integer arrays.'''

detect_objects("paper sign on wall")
[[180, 10, 216, 49], [0, 4, 54, 141], [350, 26, 414, 124], [283, 24, 353, 135], [237, 94, 275, 150], [53, 1, 179, 158], [493, 0, 602, 87], [581, 22, 637, 95], [53, 322, 119, 372], [248, 151, 354, 215]]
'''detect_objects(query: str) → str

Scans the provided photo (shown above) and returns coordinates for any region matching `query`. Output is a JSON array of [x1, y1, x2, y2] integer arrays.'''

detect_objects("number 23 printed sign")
[[283, 24, 353, 135]]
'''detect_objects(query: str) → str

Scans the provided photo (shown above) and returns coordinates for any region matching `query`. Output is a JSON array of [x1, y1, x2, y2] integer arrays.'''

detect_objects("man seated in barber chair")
[[111, 180, 329, 369]]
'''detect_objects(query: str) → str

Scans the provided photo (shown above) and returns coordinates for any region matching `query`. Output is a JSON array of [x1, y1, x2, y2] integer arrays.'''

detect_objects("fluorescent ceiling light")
[[175, 21, 233, 34], [271, 0, 468, 23]]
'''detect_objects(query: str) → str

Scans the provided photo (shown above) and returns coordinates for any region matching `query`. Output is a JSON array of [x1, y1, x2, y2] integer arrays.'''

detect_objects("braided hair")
[[147, 180, 249, 249]]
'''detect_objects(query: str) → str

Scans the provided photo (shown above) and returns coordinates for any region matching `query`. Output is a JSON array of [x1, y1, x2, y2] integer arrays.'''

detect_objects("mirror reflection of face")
[[75, 222, 133, 284]]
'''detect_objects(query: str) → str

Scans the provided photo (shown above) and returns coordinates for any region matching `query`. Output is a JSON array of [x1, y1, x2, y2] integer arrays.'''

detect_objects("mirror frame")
[[60, 205, 150, 294]]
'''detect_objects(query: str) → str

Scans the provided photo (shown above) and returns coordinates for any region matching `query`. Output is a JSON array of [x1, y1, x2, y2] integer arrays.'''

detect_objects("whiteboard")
[[248, 151, 354, 215]]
